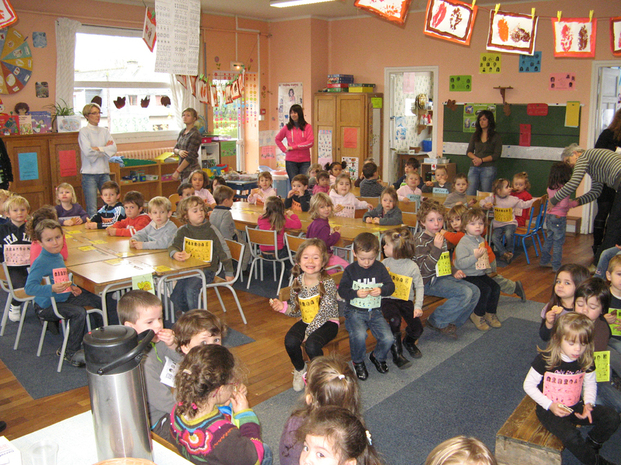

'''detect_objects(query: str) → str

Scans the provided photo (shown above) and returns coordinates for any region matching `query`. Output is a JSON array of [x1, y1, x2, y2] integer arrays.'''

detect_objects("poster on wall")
[[354, 0, 412, 26], [278, 83, 303, 130], [423, 0, 478, 46], [552, 17, 597, 58], [610, 17, 621, 56], [154, 0, 200, 75], [342, 157, 359, 180], [0, 1, 17, 29], [463, 104, 496, 133], [142, 7, 156, 52], [318, 129, 333, 167], [487, 9, 538, 55], [0, 27, 33, 95]]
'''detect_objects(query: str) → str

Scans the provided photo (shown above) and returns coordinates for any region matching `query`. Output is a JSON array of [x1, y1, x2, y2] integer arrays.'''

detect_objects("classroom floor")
[[0, 233, 595, 441]]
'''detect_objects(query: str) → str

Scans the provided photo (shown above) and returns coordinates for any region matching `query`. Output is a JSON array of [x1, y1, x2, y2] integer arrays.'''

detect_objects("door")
[[594, 66, 621, 145], [337, 94, 366, 162]]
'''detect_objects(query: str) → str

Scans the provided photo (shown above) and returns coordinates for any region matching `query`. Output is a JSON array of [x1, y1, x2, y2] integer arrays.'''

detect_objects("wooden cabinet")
[[109, 160, 180, 201], [313, 93, 382, 177]]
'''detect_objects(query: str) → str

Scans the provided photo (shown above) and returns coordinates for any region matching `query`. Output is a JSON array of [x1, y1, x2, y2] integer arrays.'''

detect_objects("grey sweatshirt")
[[454, 233, 489, 276], [131, 220, 178, 250]]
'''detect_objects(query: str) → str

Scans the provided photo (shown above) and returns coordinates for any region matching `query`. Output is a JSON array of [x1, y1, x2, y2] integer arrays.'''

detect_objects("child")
[[444, 173, 476, 208], [284, 174, 311, 212], [511, 171, 533, 227], [248, 171, 277, 205], [330, 173, 371, 218], [269, 239, 340, 391], [55, 182, 87, 226], [424, 436, 498, 465], [454, 208, 501, 331], [539, 264, 591, 342], [279, 354, 361, 465], [422, 166, 452, 193], [258, 196, 302, 260], [338, 232, 395, 380], [190, 169, 216, 208], [541, 162, 575, 272], [359, 162, 384, 197], [480, 178, 538, 263], [307, 163, 323, 191], [178, 182, 194, 200], [130, 196, 177, 250], [523, 312, 620, 465], [606, 255, 621, 355], [168, 196, 234, 313], [312, 170, 331, 195], [0, 195, 31, 322], [212, 175, 226, 190], [381, 228, 425, 367], [325, 161, 345, 185], [106, 190, 150, 237], [28, 205, 69, 263], [355, 157, 375, 188], [25, 219, 102, 367], [85, 181, 125, 230], [393, 157, 421, 189], [298, 406, 383, 465], [443, 205, 526, 301], [171, 344, 270, 465], [396, 172, 422, 203], [413, 200, 480, 339], [363, 187, 402, 225], [0, 189, 11, 224], [305, 193, 349, 272], [210, 185, 239, 241]]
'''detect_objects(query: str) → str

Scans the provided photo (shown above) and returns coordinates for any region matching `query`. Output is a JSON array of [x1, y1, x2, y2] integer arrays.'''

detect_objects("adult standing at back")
[[275, 104, 314, 184], [466, 110, 502, 195], [551, 144, 621, 261], [171, 107, 201, 184], [79, 103, 117, 217]]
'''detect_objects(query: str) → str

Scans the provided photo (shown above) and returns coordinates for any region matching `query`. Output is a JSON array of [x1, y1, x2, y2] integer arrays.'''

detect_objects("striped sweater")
[[550, 148, 621, 206]]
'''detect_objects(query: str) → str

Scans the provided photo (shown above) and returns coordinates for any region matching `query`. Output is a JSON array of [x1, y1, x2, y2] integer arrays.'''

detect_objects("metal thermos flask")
[[84, 326, 155, 461]]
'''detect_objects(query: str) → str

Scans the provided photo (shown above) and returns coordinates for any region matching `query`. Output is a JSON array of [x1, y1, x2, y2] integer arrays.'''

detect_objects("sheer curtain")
[[55, 17, 81, 108], [169, 75, 200, 129]]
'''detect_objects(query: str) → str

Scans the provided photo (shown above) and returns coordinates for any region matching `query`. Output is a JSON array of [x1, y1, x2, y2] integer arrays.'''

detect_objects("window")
[[212, 73, 240, 140], [73, 26, 180, 141]]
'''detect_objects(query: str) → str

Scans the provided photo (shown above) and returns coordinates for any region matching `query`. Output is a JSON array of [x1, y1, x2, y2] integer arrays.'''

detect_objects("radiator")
[[116, 147, 175, 160]]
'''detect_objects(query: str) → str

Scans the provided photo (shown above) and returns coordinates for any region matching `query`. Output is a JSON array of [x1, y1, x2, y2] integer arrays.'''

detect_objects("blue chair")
[[512, 196, 547, 264]]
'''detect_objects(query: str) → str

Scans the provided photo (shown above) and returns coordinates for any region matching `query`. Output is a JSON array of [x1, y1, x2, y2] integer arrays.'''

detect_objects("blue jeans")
[[170, 270, 216, 314], [424, 276, 480, 329], [595, 246, 621, 278], [492, 224, 517, 256], [285, 160, 310, 186], [82, 173, 111, 217], [466, 165, 496, 195], [344, 304, 393, 364], [540, 214, 567, 271]]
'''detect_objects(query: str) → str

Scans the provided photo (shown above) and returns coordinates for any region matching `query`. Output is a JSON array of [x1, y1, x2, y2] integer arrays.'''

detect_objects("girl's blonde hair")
[[309, 192, 333, 220], [381, 227, 414, 259], [261, 196, 286, 232], [333, 173, 353, 192], [4, 195, 29, 213], [406, 171, 421, 183], [513, 171, 531, 191], [539, 312, 594, 371], [290, 239, 330, 302], [446, 205, 468, 232], [56, 183, 77, 205], [425, 436, 497, 465], [492, 178, 510, 197], [32, 219, 63, 242], [176, 196, 210, 224]]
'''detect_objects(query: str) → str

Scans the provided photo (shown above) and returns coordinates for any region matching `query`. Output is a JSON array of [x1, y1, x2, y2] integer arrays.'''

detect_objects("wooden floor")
[[0, 233, 595, 440]]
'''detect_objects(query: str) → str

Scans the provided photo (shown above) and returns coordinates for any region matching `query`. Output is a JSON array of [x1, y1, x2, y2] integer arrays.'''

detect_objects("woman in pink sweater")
[[275, 104, 314, 186]]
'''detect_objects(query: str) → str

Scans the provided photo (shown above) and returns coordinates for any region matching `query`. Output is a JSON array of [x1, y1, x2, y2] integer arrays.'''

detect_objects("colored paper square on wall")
[[449, 75, 472, 91], [550, 73, 576, 91], [519, 51, 541, 73], [343, 127, 358, 149], [565, 101, 581, 128], [479, 53, 501, 74], [519, 124, 531, 146], [18, 152, 38, 181], [59, 150, 77, 177]]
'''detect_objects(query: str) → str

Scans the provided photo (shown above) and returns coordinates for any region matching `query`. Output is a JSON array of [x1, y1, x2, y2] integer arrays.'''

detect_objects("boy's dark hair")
[[353, 232, 380, 254], [214, 185, 235, 205], [454, 173, 468, 184], [177, 182, 193, 196], [177, 195, 210, 224], [122, 190, 145, 209], [292, 174, 309, 187], [461, 207, 486, 225], [362, 162, 378, 179], [213, 176, 226, 187], [26, 205, 57, 239], [316, 170, 330, 182], [117, 290, 163, 325], [405, 157, 420, 170], [417, 199, 445, 225], [574, 277, 611, 315], [101, 181, 120, 195], [32, 219, 62, 243], [173, 309, 227, 352], [548, 162, 573, 190]]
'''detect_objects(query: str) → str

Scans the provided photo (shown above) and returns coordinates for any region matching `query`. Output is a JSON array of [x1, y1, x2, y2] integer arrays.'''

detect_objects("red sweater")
[[257, 214, 302, 252], [110, 214, 151, 236], [511, 190, 532, 227]]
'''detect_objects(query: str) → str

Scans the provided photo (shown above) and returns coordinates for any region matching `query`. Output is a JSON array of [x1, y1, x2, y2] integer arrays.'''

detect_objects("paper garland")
[[552, 17, 597, 58], [175, 71, 247, 108], [487, 9, 538, 55], [424, 0, 478, 46], [610, 17, 621, 56], [354, 0, 412, 26]]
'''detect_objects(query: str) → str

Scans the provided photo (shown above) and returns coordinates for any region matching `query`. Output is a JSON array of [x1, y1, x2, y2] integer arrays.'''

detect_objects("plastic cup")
[[29, 440, 58, 465]]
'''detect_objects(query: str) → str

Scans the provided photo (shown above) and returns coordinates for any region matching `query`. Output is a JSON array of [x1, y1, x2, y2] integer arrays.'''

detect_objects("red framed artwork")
[[424, 0, 478, 46]]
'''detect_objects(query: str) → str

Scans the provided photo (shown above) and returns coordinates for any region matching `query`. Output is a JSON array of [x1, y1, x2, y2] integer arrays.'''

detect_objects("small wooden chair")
[[168, 193, 180, 213], [0, 262, 35, 344], [245, 226, 288, 296]]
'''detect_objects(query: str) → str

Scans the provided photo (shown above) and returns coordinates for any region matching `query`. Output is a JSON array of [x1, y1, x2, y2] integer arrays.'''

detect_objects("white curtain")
[[169, 75, 200, 129], [55, 17, 81, 109]]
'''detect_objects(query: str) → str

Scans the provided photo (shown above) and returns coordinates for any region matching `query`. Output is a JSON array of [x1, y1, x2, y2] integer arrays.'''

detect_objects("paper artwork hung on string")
[[423, 0, 478, 46], [487, 10, 538, 55], [0, 0, 17, 29], [552, 17, 597, 58], [354, 0, 412, 26], [610, 17, 621, 56], [142, 7, 156, 52]]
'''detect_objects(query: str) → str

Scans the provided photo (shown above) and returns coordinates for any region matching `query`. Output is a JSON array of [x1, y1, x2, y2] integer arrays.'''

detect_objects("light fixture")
[[231, 61, 245, 71], [270, 0, 339, 8]]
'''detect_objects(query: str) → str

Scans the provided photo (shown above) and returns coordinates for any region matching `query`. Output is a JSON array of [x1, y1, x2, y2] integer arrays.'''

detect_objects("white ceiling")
[[97, 0, 551, 22]]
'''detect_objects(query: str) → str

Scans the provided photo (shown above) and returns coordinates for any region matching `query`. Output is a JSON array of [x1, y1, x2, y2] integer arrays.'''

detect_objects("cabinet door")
[[6, 136, 52, 209], [49, 133, 83, 206], [337, 94, 367, 173], [313, 94, 336, 164]]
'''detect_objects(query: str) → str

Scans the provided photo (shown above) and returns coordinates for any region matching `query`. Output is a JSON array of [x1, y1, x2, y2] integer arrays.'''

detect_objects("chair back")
[[245, 226, 279, 259], [2, 262, 17, 293], [284, 233, 306, 267], [400, 202, 419, 213], [402, 212, 418, 227], [354, 209, 366, 218], [224, 239, 245, 282], [521, 197, 543, 233], [535, 194, 548, 231], [168, 193, 180, 213], [359, 197, 379, 207]]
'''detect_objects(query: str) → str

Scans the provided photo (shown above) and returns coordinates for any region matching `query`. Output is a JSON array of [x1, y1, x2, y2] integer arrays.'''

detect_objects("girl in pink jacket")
[[275, 104, 314, 184]]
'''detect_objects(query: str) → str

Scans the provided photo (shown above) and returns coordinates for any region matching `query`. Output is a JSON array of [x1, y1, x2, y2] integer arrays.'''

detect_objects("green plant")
[[45, 98, 75, 118]]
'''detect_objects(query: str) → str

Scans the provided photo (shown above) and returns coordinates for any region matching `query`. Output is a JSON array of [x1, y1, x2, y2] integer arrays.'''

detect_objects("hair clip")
[[366, 430, 372, 446], [191, 403, 198, 410], [183, 369, 192, 375], [337, 374, 345, 380]]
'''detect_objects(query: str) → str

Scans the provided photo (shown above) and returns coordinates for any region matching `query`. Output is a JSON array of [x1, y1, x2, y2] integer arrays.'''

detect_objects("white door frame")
[[383, 66, 439, 183]]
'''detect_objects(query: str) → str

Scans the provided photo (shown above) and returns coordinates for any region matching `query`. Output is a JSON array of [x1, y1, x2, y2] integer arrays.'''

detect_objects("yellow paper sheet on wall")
[[436, 251, 452, 277], [494, 207, 513, 222], [594, 351, 610, 383], [389, 272, 413, 301], [565, 101, 580, 127], [299, 294, 320, 324]]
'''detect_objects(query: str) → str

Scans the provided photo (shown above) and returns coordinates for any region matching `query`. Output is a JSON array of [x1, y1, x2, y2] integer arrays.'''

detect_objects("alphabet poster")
[[350, 280, 383, 309], [299, 294, 320, 324], [424, 0, 478, 46], [154, 0, 200, 75], [183, 238, 213, 263], [389, 272, 412, 301], [594, 351, 610, 383], [487, 10, 538, 55], [494, 207, 513, 222], [52, 267, 71, 293], [435, 251, 451, 277], [542, 371, 584, 406], [4, 244, 30, 266], [552, 17, 597, 58]]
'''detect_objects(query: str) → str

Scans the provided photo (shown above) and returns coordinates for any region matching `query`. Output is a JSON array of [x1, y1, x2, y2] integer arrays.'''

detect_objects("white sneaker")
[[8, 304, 21, 322], [292, 366, 306, 392]]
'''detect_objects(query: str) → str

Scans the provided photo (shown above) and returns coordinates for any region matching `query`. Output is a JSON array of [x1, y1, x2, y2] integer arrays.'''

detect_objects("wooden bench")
[[495, 396, 564, 465]]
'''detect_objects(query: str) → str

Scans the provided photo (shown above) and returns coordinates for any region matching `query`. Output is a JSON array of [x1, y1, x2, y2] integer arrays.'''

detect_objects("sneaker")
[[292, 366, 306, 392], [470, 313, 490, 331], [514, 281, 526, 301], [426, 319, 458, 339], [353, 361, 368, 381], [8, 304, 20, 322], [369, 352, 388, 374], [484, 313, 502, 328], [57, 348, 86, 368]]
